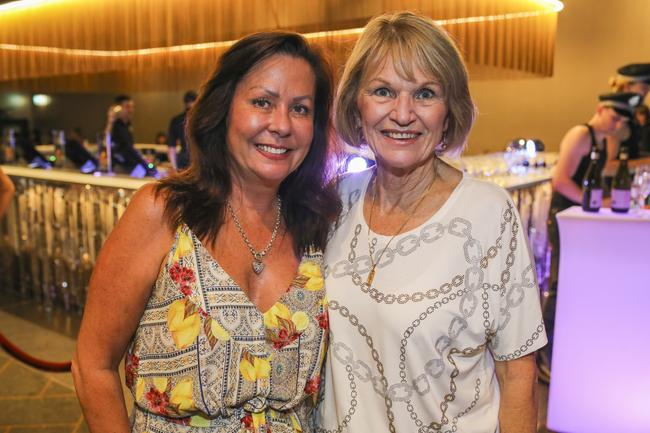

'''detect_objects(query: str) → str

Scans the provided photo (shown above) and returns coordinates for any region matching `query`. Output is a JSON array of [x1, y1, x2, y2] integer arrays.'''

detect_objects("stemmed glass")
[[631, 165, 650, 214]]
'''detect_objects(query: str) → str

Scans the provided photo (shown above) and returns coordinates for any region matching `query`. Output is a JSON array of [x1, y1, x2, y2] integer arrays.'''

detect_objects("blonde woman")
[[317, 12, 546, 433]]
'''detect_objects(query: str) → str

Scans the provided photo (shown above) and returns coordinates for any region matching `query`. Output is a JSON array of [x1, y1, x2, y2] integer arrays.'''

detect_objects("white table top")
[[557, 206, 650, 223]]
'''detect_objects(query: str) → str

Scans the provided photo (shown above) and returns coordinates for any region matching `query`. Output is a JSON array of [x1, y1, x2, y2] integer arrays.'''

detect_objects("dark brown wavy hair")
[[155, 32, 341, 253]]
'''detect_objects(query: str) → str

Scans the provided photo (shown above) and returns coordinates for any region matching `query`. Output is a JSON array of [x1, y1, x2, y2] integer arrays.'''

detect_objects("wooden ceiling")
[[0, 0, 563, 92]]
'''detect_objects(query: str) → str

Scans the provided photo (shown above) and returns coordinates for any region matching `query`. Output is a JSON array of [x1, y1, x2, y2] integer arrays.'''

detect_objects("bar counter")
[[0, 157, 554, 311], [0, 165, 148, 311]]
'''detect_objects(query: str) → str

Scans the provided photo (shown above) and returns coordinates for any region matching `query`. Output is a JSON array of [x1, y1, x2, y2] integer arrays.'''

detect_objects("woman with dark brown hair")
[[73, 32, 340, 433]]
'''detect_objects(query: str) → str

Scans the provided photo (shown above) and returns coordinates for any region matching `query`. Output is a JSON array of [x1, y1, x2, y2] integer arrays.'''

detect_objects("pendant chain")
[[226, 196, 282, 275], [366, 160, 438, 285]]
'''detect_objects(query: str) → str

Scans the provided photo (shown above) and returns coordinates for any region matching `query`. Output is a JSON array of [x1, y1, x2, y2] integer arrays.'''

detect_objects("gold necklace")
[[366, 160, 438, 285], [226, 196, 282, 275]]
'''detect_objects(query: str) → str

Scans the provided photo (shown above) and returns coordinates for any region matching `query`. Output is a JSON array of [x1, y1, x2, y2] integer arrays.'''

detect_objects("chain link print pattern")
[[321, 172, 547, 433], [342, 215, 508, 306]]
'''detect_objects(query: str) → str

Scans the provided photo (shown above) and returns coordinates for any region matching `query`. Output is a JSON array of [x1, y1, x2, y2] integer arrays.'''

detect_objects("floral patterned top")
[[126, 224, 329, 433]]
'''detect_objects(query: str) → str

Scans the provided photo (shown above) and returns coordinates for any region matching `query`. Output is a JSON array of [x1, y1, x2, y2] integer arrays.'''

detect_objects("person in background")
[[607, 63, 650, 164], [110, 94, 136, 155], [65, 127, 98, 172], [109, 94, 157, 177], [0, 167, 15, 218], [73, 32, 339, 432], [317, 12, 545, 433], [540, 92, 639, 380], [167, 90, 197, 172], [635, 104, 650, 156], [155, 131, 168, 145]]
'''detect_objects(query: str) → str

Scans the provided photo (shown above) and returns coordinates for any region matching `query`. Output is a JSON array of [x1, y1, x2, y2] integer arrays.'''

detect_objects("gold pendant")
[[367, 266, 376, 285]]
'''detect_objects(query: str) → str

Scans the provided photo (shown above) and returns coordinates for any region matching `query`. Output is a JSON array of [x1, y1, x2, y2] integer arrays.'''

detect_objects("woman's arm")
[[495, 353, 538, 433], [0, 168, 15, 218], [551, 126, 590, 203], [72, 183, 174, 433]]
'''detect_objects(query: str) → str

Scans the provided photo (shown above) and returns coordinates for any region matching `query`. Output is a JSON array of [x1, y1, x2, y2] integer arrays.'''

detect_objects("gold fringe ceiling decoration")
[[0, 0, 563, 92]]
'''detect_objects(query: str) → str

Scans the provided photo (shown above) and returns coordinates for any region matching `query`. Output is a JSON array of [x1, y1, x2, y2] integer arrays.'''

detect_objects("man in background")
[[167, 90, 197, 172], [109, 94, 157, 177]]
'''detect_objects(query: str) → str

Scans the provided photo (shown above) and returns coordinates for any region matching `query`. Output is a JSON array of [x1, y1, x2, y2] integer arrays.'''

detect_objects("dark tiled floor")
[[1, 291, 556, 432]]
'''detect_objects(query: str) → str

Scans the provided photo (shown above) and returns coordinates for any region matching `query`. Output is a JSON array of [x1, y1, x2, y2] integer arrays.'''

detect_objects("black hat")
[[599, 92, 642, 118], [617, 63, 650, 84]]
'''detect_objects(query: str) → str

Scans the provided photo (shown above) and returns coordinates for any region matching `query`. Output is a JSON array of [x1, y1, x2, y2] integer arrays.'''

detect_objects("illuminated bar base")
[[548, 206, 650, 433]]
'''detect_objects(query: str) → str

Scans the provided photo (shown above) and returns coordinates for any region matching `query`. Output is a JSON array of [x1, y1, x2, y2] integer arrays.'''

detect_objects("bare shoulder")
[[98, 183, 175, 269], [564, 124, 591, 146], [126, 183, 168, 224]]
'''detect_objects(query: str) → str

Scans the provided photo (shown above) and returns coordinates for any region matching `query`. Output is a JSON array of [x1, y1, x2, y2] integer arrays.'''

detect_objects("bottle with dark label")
[[582, 147, 603, 212], [611, 147, 631, 213]]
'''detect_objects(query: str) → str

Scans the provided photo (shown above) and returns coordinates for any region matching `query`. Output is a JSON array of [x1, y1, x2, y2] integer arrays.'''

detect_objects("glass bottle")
[[611, 147, 632, 213], [582, 147, 603, 212]]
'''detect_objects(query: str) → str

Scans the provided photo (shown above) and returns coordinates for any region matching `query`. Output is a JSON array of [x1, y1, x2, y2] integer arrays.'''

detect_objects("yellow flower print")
[[170, 377, 195, 412], [252, 412, 266, 429], [291, 311, 310, 331], [210, 318, 231, 341], [172, 229, 194, 262], [299, 261, 324, 291], [153, 377, 169, 392], [135, 377, 145, 401], [167, 299, 201, 349], [290, 413, 303, 432], [239, 352, 272, 382], [305, 276, 324, 291], [263, 302, 291, 329], [299, 261, 321, 278], [190, 414, 210, 427]]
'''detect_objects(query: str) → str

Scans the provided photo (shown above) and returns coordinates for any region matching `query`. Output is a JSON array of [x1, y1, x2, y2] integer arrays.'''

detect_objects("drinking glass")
[[632, 165, 650, 213]]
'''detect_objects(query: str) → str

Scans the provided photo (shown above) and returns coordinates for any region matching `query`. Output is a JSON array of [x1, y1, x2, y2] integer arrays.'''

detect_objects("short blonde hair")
[[335, 11, 475, 154]]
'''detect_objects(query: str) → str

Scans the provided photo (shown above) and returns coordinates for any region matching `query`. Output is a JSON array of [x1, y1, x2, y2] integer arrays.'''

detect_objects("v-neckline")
[[183, 225, 302, 315]]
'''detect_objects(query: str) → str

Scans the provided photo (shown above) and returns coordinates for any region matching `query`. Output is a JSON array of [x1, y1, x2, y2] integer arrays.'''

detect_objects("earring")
[[435, 131, 448, 155]]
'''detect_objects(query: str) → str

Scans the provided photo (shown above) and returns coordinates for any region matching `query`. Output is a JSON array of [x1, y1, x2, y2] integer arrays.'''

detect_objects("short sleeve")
[[489, 197, 547, 361]]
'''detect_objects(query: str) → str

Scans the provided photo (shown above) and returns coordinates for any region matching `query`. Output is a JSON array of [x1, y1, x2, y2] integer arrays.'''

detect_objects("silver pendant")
[[252, 259, 264, 275]]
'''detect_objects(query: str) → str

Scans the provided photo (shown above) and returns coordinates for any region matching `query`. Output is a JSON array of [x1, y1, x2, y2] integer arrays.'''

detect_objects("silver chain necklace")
[[226, 196, 282, 275]]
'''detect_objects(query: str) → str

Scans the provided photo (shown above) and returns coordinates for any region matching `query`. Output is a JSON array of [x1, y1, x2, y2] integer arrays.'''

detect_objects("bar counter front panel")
[[548, 207, 650, 433], [0, 158, 553, 311]]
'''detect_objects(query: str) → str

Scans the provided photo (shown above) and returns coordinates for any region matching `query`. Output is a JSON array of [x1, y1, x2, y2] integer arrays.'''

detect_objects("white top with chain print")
[[315, 169, 547, 433]]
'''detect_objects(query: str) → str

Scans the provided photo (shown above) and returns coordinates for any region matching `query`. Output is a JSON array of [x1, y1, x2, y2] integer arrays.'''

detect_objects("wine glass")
[[632, 165, 650, 213]]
